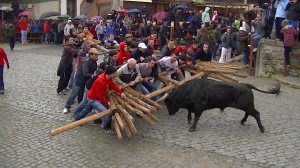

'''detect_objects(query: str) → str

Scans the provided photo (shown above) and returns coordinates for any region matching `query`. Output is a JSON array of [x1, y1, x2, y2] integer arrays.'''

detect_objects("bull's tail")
[[242, 82, 280, 95]]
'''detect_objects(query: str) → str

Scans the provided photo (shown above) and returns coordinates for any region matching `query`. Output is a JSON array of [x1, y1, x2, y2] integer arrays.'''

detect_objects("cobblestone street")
[[0, 44, 299, 168]]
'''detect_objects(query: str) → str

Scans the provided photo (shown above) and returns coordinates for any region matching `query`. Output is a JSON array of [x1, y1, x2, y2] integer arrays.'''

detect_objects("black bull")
[[164, 78, 280, 133]]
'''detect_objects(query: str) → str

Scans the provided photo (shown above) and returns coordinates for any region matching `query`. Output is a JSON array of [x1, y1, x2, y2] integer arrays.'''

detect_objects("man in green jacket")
[[5, 24, 16, 51]]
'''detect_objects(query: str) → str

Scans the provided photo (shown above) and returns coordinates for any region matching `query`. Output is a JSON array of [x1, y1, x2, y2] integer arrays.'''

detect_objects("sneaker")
[[62, 108, 70, 114], [104, 128, 116, 135], [57, 91, 66, 95], [0, 90, 4, 94], [253, 48, 257, 52]]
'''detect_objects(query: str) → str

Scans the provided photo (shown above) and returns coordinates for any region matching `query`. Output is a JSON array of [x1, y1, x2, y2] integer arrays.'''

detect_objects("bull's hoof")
[[241, 120, 246, 125], [260, 127, 265, 133], [189, 127, 196, 132]]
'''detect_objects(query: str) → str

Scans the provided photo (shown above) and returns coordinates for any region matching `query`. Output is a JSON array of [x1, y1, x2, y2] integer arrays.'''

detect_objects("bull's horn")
[[156, 93, 169, 103]]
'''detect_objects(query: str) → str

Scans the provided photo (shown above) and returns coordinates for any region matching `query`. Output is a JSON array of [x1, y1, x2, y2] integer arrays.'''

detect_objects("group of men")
[[56, 26, 213, 133]]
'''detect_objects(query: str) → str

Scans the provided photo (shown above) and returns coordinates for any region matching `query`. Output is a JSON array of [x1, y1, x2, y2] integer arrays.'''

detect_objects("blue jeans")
[[275, 17, 285, 40], [21, 30, 27, 44], [241, 51, 249, 65], [44, 32, 49, 43], [68, 58, 76, 89], [252, 33, 263, 48], [0, 66, 4, 91], [137, 81, 157, 100], [52, 32, 58, 43], [87, 98, 110, 128], [288, 20, 298, 30], [74, 87, 92, 120], [212, 43, 220, 58], [64, 82, 84, 109], [7, 37, 15, 50]]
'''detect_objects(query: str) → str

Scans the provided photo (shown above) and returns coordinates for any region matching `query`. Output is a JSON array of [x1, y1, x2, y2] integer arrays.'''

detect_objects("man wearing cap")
[[124, 33, 136, 53], [62, 48, 101, 113], [236, 27, 250, 65], [131, 42, 149, 63], [87, 65, 126, 132], [64, 20, 74, 37]]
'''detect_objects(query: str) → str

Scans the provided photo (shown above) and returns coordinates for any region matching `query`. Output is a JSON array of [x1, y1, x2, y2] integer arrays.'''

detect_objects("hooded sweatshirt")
[[202, 7, 211, 23], [117, 42, 131, 66], [281, 25, 297, 47]]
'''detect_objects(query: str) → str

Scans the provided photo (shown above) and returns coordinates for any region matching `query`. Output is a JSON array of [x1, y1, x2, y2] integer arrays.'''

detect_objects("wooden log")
[[116, 104, 134, 122], [123, 91, 157, 111], [217, 74, 240, 83], [123, 87, 162, 109], [158, 75, 180, 85], [118, 115, 132, 137], [189, 64, 237, 74], [231, 73, 248, 78], [145, 72, 205, 99], [49, 109, 112, 136], [208, 73, 236, 83], [112, 116, 122, 139], [182, 67, 201, 74], [126, 95, 152, 114], [115, 112, 125, 130], [114, 95, 155, 126], [146, 112, 160, 123], [226, 55, 244, 63], [118, 107, 137, 134]]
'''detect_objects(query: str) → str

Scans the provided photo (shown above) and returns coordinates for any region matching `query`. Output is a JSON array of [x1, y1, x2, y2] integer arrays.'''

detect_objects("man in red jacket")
[[43, 20, 50, 44], [87, 65, 126, 132], [0, 48, 10, 94], [19, 17, 29, 45]]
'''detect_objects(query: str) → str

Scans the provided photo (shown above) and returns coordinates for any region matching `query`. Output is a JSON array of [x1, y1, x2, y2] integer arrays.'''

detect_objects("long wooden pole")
[[144, 72, 205, 99], [49, 109, 112, 136]]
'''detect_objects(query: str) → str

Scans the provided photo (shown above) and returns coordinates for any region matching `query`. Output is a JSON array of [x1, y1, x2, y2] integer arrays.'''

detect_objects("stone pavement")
[[0, 43, 299, 168]]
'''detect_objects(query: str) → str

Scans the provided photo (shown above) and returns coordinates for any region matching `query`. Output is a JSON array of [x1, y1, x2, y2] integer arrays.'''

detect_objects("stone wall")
[[255, 39, 300, 77]]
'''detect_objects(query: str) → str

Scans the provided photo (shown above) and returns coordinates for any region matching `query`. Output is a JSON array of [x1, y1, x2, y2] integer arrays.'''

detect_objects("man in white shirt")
[[158, 52, 184, 81]]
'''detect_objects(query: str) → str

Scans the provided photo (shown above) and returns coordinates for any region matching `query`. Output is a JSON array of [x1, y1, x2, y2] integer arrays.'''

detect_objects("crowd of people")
[[1, 1, 299, 132]]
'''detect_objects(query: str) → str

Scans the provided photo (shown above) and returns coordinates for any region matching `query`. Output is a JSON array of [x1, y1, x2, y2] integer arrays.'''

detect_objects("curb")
[[275, 75, 300, 89]]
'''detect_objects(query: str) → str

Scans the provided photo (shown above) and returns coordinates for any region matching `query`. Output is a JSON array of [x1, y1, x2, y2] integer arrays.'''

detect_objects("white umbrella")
[[0, 6, 13, 11], [1, 6, 13, 22]]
